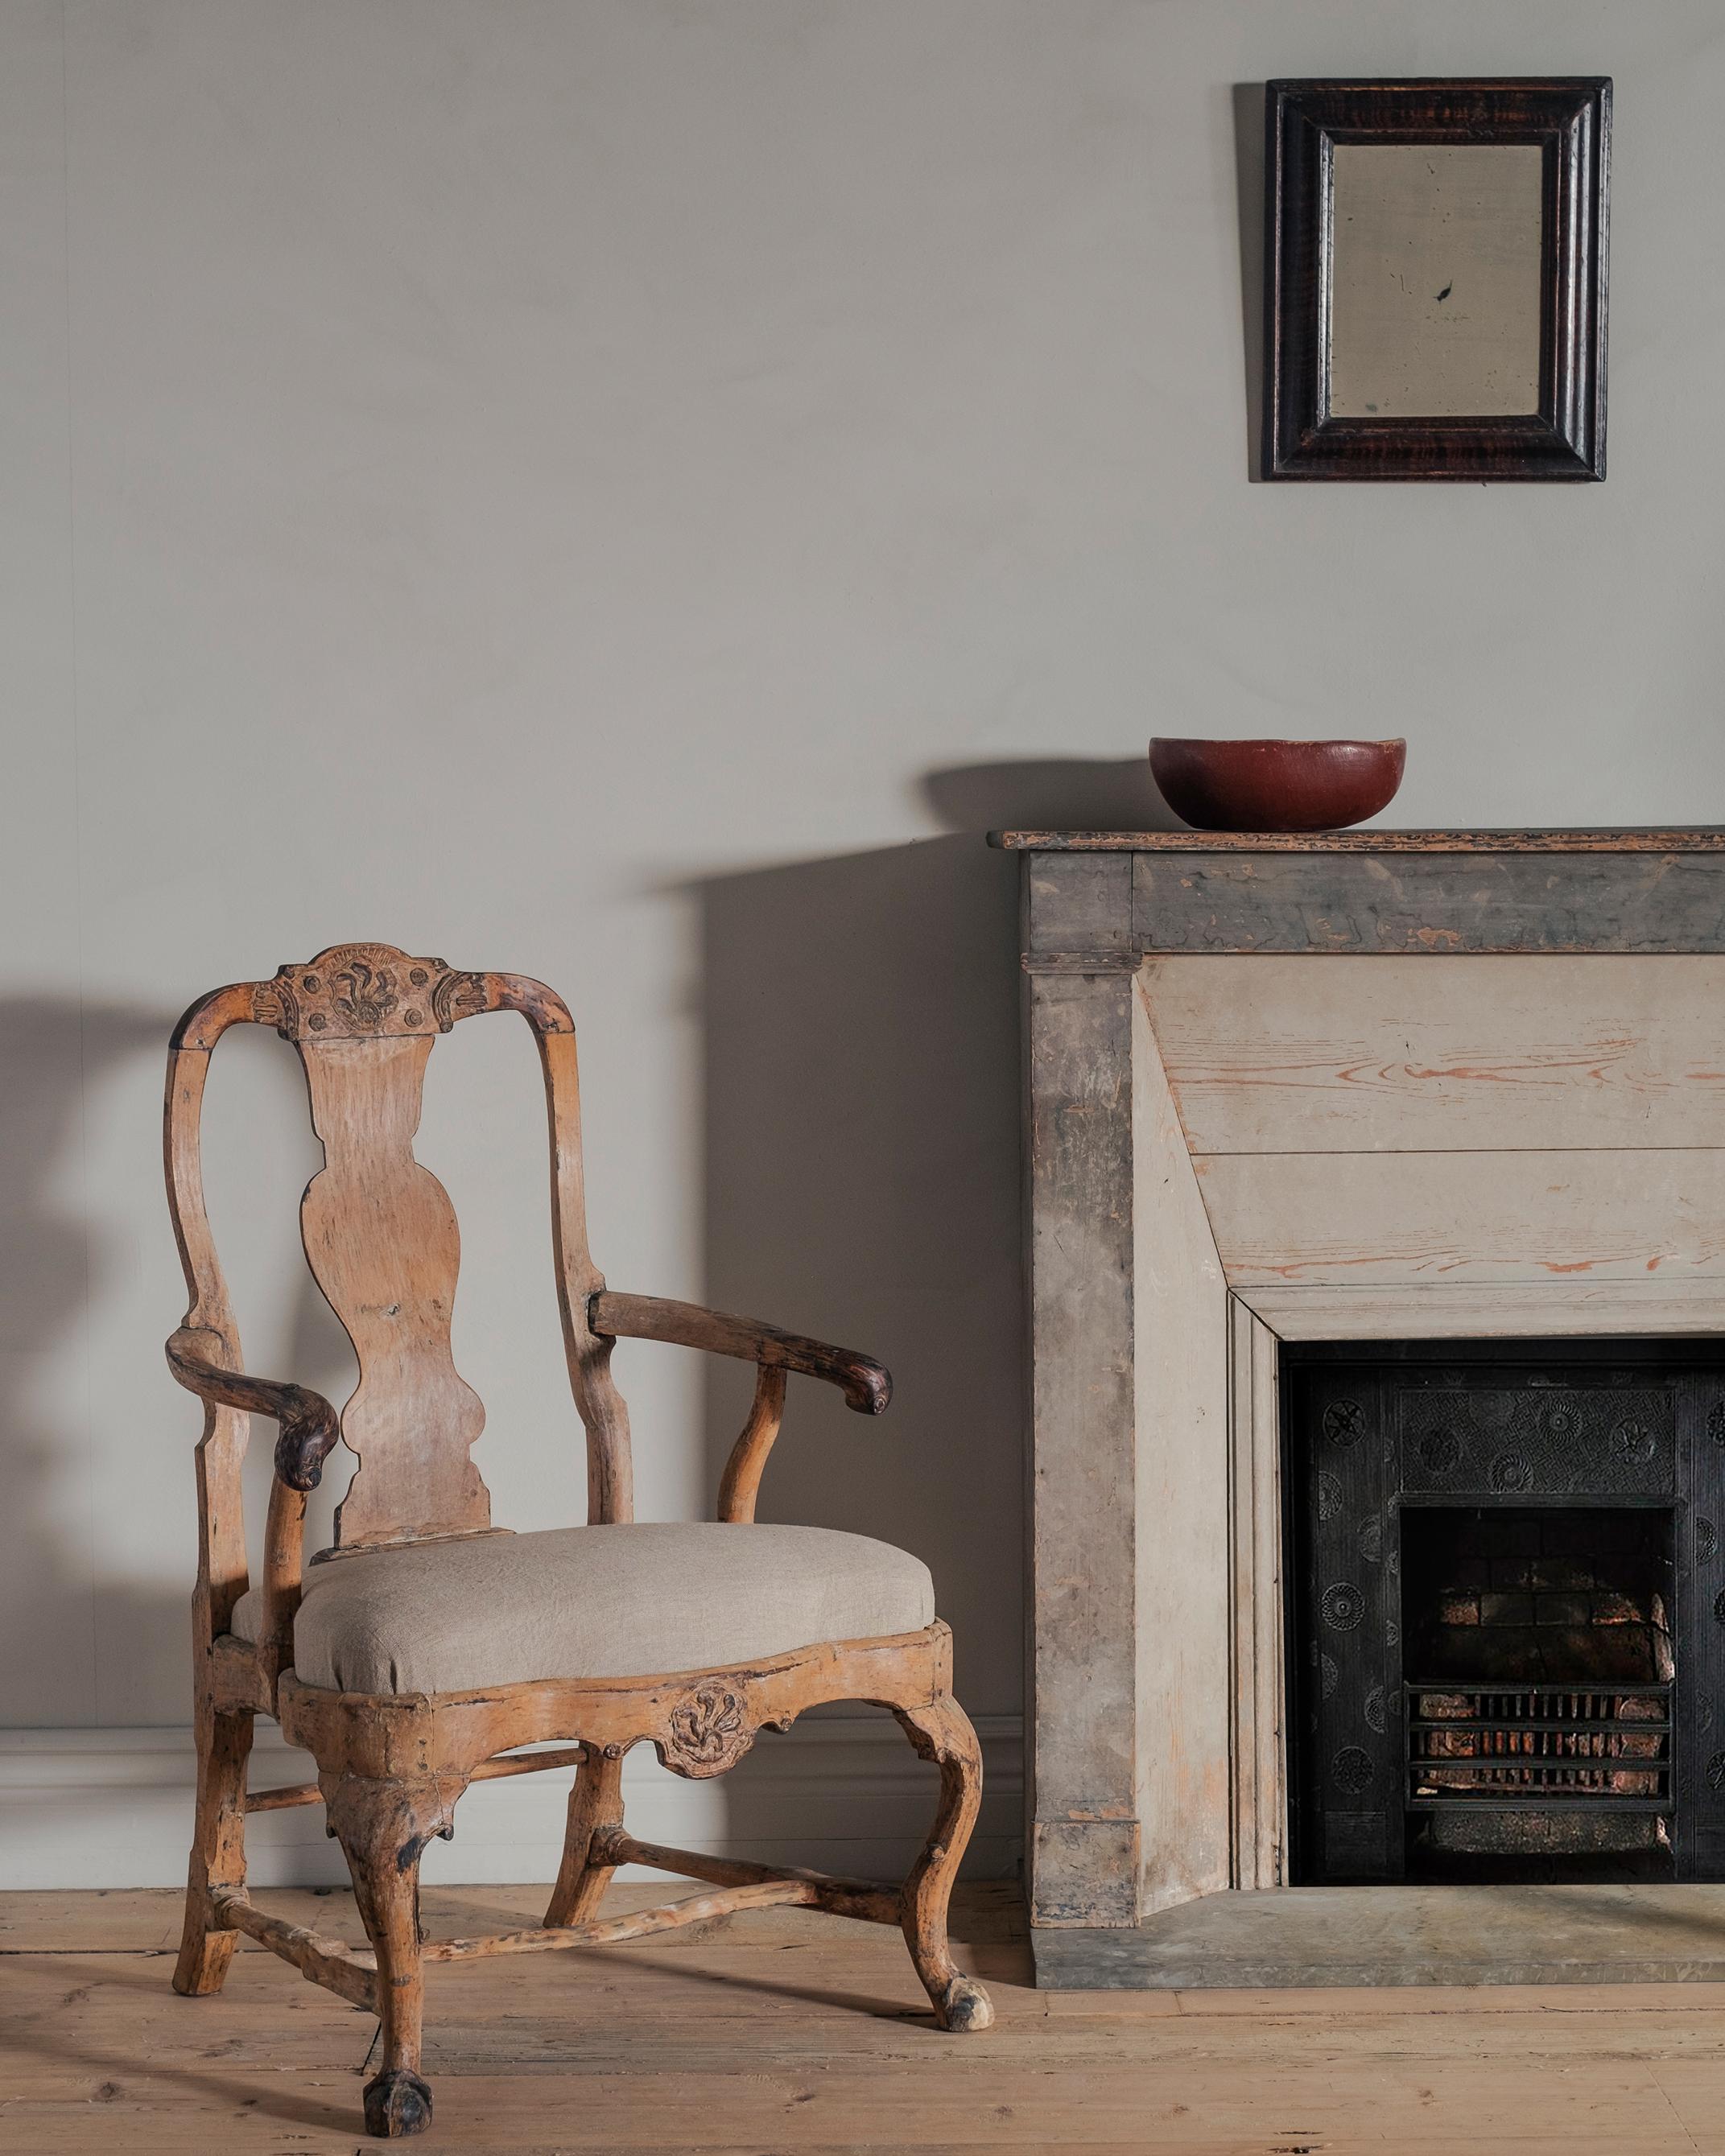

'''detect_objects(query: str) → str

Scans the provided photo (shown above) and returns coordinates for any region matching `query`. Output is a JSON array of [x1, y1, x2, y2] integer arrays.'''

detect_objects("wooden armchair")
[[164, 944, 992, 2139]]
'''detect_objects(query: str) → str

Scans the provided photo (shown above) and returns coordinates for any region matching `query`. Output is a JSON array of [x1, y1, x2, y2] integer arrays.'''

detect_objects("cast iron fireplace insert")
[[1285, 1341, 1725, 1886]]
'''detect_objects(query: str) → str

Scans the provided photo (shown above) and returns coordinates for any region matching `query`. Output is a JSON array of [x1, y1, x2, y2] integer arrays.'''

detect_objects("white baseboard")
[[0, 1713, 1023, 1890]]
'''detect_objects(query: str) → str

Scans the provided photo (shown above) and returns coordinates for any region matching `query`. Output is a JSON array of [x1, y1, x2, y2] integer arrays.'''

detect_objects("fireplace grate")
[[1405, 1683, 1673, 1812]]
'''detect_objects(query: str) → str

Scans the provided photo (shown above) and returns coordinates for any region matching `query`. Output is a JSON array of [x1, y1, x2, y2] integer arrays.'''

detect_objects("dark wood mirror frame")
[[1265, 78, 1611, 481]]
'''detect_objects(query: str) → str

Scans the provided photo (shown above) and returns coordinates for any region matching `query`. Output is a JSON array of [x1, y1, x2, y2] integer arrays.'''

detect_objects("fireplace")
[[1009, 827, 1725, 1981], [1283, 1342, 1723, 1885]]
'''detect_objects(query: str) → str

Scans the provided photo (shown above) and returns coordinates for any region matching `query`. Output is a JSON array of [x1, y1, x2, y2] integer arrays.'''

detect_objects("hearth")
[[1286, 1342, 1725, 1886]]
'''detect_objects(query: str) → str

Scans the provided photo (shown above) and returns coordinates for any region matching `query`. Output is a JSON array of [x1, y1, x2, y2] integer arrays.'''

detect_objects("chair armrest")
[[588, 1292, 891, 1415], [166, 1327, 343, 1490]]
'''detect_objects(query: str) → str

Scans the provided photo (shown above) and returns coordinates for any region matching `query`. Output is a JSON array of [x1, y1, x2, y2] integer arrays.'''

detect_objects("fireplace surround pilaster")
[[1001, 828, 1725, 1980]]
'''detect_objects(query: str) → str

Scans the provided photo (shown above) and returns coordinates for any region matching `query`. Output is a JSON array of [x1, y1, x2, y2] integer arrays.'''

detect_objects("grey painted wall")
[[3, 0, 1722, 1854]]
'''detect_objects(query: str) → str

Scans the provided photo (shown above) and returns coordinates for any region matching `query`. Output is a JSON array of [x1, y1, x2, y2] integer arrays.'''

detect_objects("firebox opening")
[[1281, 1339, 1725, 1890], [1400, 1505, 1676, 1882]]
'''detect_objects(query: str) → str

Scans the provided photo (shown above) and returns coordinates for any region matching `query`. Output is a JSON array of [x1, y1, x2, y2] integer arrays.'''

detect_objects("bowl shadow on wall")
[[688, 759, 1181, 1730], [0, 1000, 186, 1728], [921, 756, 1182, 837]]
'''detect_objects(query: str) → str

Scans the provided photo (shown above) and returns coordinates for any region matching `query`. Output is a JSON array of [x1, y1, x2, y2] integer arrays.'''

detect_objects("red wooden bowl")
[[1149, 737, 1406, 834]]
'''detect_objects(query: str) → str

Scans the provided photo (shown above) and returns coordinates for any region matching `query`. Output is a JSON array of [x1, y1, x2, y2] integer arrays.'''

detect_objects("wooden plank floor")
[[10, 1880, 1725, 2152]]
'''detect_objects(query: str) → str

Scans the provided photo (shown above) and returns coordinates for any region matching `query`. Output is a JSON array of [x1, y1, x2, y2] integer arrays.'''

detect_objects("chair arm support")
[[166, 1328, 343, 1490], [587, 1292, 891, 1415]]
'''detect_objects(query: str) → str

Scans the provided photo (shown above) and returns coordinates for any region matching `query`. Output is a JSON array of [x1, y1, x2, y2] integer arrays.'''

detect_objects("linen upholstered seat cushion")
[[228, 1521, 936, 1696]]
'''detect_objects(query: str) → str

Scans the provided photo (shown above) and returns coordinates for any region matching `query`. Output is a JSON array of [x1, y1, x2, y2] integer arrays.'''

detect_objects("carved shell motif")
[[659, 1684, 754, 1779], [253, 945, 489, 1041]]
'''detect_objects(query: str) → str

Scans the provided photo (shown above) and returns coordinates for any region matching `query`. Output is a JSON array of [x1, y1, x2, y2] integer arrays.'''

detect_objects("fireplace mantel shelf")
[[993, 827, 1725, 852], [1012, 827, 1725, 962]]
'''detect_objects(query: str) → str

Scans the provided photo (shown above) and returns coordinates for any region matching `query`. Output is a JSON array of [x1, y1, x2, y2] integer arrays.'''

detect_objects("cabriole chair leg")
[[326, 1774, 452, 2138], [172, 1704, 254, 1997], [893, 1694, 995, 2032]]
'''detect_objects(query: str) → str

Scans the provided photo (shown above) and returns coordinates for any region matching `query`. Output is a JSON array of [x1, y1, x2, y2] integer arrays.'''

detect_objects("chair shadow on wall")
[[688, 757, 1180, 1783], [0, 998, 186, 1733]]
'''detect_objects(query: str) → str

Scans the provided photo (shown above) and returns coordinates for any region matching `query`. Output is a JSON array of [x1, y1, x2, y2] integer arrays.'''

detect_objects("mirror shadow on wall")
[[691, 756, 1180, 1745], [0, 999, 183, 1730], [1232, 80, 1268, 482]]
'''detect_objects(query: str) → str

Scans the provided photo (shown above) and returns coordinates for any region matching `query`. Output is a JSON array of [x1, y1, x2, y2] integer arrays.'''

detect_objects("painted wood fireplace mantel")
[[996, 828, 1725, 1965]]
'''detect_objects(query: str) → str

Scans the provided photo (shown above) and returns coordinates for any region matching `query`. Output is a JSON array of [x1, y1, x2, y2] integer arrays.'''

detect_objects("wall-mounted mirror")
[[1265, 80, 1610, 480]]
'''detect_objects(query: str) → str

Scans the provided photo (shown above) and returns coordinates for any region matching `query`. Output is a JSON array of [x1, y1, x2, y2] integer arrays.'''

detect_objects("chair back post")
[[165, 984, 258, 1644], [490, 975, 634, 1524]]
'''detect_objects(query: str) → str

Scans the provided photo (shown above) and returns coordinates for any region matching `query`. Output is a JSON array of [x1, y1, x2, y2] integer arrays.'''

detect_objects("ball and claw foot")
[[363, 2067, 433, 2137], [935, 1973, 995, 2032]]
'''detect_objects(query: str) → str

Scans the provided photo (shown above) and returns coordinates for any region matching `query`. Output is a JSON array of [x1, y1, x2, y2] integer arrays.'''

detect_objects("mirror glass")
[[1327, 142, 1545, 418]]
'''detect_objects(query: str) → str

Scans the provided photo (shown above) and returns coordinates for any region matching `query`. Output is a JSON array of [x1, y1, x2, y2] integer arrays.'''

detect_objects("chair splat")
[[299, 1030, 489, 1548]]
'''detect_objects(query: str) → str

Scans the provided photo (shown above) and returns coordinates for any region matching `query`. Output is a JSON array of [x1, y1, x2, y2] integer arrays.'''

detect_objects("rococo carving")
[[659, 1682, 754, 1779], [252, 945, 489, 1041]]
